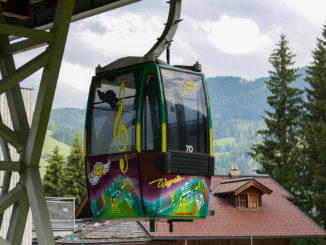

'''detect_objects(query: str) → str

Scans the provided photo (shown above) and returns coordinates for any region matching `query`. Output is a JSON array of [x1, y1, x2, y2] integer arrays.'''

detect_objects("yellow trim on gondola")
[[209, 128, 213, 156], [162, 123, 166, 152], [137, 123, 141, 152]]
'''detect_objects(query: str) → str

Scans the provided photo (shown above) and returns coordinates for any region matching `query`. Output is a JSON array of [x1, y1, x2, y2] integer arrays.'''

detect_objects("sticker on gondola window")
[[177, 80, 201, 97], [113, 82, 129, 174], [89, 161, 111, 186], [186, 145, 193, 153]]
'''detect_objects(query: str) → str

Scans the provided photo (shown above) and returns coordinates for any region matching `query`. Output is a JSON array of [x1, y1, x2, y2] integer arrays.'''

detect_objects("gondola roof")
[[95, 56, 168, 74]]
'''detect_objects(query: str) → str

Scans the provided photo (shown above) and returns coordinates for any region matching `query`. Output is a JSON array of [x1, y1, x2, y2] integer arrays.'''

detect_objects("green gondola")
[[84, 0, 214, 220], [85, 57, 214, 220]]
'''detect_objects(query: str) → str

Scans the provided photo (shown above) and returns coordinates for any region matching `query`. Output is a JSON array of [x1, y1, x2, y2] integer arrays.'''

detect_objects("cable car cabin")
[[85, 57, 214, 220]]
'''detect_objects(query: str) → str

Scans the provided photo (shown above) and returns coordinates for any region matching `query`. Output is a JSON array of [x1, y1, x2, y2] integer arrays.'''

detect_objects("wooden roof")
[[144, 175, 326, 239], [73, 174, 326, 241], [55, 219, 151, 244], [213, 177, 273, 196]]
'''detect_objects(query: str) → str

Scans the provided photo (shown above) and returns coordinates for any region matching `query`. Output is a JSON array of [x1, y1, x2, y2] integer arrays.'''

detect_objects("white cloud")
[[75, 13, 163, 58], [58, 61, 94, 92], [283, 0, 326, 25], [204, 15, 272, 55], [14, 0, 326, 109], [56, 11, 169, 97]]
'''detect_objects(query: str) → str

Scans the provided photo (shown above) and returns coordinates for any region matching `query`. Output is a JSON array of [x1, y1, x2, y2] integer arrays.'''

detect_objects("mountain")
[[48, 108, 86, 147], [207, 67, 307, 125], [50, 108, 86, 129], [207, 67, 307, 174]]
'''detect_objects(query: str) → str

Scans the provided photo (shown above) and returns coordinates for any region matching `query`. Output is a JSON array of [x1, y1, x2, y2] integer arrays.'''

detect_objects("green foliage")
[[207, 75, 269, 174], [43, 146, 64, 197], [40, 131, 71, 179], [213, 138, 236, 152], [39, 159, 48, 179], [50, 108, 86, 129], [248, 34, 304, 193], [213, 134, 261, 174], [48, 108, 85, 148], [60, 134, 87, 208], [294, 237, 326, 245], [302, 23, 326, 228], [48, 119, 83, 148], [206, 69, 306, 174]]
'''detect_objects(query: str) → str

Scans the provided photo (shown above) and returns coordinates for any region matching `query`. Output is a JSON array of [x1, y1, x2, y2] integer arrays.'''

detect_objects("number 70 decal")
[[186, 145, 193, 153]]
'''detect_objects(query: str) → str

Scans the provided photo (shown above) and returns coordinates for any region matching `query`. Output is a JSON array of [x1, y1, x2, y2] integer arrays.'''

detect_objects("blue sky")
[[17, 0, 326, 108]]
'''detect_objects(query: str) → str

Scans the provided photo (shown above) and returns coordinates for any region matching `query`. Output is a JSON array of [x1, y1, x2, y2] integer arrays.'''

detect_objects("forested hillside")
[[40, 130, 71, 178], [207, 67, 306, 174], [43, 68, 307, 174], [48, 108, 86, 147], [41, 108, 86, 178]]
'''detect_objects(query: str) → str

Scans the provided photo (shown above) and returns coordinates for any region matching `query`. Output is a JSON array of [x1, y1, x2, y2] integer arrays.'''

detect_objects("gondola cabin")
[[85, 57, 214, 220]]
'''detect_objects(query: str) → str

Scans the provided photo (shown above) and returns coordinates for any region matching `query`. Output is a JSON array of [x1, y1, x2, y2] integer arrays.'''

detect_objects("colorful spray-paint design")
[[144, 175, 209, 218], [90, 175, 144, 218], [86, 154, 144, 219], [87, 162, 210, 219]]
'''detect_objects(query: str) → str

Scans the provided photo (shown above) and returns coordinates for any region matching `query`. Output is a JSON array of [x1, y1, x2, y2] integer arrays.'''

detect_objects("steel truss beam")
[[0, 0, 74, 244]]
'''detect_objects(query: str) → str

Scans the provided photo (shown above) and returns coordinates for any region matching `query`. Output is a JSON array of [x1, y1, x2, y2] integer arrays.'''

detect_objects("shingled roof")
[[55, 219, 151, 244], [63, 174, 325, 243], [213, 177, 273, 196], [143, 175, 326, 240]]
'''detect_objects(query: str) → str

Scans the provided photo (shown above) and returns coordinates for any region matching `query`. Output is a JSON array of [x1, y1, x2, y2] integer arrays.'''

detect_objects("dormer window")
[[238, 193, 260, 209], [248, 193, 259, 208], [213, 177, 272, 210], [239, 194, 249, 208]]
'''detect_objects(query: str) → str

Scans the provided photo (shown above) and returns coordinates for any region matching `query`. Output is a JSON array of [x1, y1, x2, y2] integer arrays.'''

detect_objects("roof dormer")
[[212, 177, 272, 210]]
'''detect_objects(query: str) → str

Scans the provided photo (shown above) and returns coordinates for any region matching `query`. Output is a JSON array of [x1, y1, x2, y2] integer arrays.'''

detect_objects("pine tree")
[[249, 34, 304, 193], [303, 23, 326, 228], [61, 134, 87, 208], [43, 145, 64, 197]]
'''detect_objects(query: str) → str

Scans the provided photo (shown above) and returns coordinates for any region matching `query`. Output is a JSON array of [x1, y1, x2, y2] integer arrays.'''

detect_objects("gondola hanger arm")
[[144, 0, 182, 59]]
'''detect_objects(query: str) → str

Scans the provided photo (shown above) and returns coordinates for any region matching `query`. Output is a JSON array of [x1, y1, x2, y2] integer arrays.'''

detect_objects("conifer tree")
[[303, 23, 326, 228], [43, 145, 64, 197], [249, 34, 304, 192], [61, 134, 87, 208]]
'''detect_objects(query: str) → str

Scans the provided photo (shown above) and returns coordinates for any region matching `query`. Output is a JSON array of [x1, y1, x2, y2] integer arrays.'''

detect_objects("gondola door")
[[138, 65, 212, 219], [85, 68, 145, 219], [137, 65, 168, 217]]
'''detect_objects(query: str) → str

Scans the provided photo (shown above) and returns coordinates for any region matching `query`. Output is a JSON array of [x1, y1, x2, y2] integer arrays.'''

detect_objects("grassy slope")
[[40, 131, 71, 178], [213, 138, 236, 149], [213, 137, 236, 158]]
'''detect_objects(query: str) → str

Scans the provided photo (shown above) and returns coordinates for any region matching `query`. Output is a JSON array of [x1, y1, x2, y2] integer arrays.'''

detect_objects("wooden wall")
[[0, 88, 33, 245]]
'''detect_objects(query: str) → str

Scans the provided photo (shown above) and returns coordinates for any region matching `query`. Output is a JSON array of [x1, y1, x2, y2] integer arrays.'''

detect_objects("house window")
[[238, 193, 260, 209], [239, 194, 248, 208], [248, 193, 259, 208]]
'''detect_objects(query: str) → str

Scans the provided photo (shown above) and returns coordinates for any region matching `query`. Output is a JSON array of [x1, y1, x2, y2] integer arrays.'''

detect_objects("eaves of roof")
[[151, 234, 326, 241], [213, 178, 272, 195]]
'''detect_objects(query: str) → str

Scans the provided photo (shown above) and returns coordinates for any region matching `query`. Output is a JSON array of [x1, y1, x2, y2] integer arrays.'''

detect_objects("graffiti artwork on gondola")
[[87, 152, 210, 219], [87, 154, 144, 218], [144, 175, 210, 217]]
